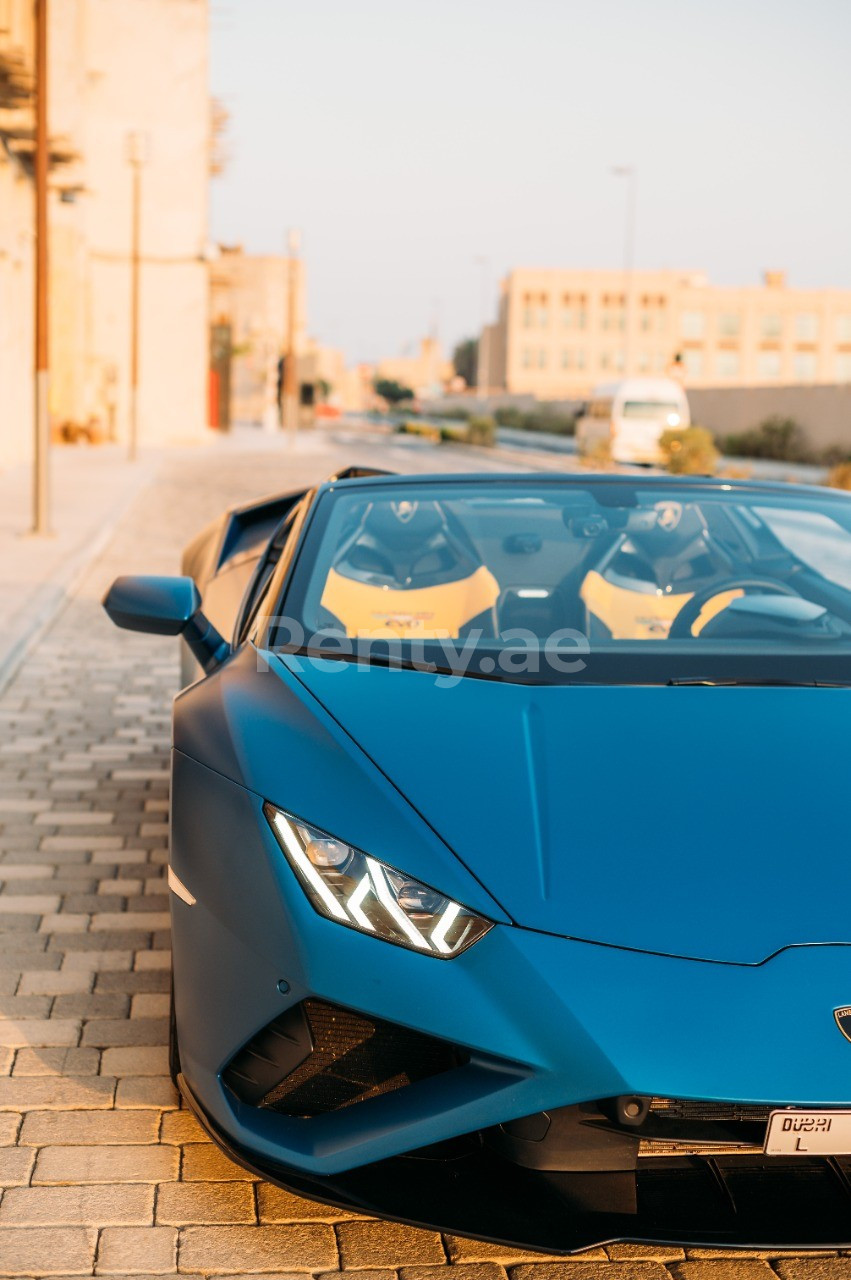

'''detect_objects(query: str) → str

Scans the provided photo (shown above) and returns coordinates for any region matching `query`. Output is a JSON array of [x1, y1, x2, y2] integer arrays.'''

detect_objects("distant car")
[[104, 468, 851, 1253], [576, 376, 689, 465]]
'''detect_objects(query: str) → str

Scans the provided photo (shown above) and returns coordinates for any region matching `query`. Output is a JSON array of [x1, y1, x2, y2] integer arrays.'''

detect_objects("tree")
[[373, 378, 414, 406], [452, 338, 478, 388]]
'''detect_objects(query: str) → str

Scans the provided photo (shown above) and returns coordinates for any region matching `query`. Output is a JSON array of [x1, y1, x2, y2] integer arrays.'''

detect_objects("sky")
[[210, 0, 851, 366]]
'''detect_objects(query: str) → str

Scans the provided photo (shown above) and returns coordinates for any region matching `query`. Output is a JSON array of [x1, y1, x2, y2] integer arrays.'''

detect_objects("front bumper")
[[180, 1073, 851, 1253], [170, 753, 851, 1248]]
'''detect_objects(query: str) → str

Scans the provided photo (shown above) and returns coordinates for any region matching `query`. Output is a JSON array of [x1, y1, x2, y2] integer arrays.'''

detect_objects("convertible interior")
[[309, 488, 851, 648]]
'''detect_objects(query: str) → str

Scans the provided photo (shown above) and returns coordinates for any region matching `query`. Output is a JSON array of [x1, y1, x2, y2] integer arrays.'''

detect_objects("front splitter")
[[179, 1076, 851, 1254]]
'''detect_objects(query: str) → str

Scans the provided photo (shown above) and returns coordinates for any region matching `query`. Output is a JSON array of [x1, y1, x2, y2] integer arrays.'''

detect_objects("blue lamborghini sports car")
[[105, 468, 851, 1252]]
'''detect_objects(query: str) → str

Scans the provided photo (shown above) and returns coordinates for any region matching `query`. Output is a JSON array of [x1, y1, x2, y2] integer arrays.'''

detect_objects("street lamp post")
[[474, 255, 490, 403], [282, 228, 300, 439], [125, 131, 149, 462], [32, 0, 50, 534], [611, 165, 637, 376]]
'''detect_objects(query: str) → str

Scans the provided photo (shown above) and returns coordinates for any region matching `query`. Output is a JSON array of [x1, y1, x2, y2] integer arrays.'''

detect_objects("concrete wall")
[[687, 384, 851, 453]]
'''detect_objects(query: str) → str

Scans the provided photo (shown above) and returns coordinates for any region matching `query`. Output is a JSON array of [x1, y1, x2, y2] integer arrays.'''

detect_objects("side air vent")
[[222, 1003, 313, 1105], [224, 999, 467, 1117]]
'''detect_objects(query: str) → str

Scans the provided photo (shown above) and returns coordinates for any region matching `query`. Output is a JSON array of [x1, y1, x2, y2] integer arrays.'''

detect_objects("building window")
[[682, 349, 703, 376], [795, 312, 819, 341], [521, 348, 532, 368], [836, 353, 851, 383], [638, 351, 650, 371], [718, 312, 741, 337], [760, 314, 782, 339], [561, 308, 573, 328], [757, 351, 782, 379], [613, 350, 625, 371], [522, 307, 534, 329], [793, 352, 817, 381], [716, 350, 740, 379], [560, 349, 571, 369], [577, 309, 588, 330], [536, 306, 550, 328], [837, 315, 851, 342], [655, 353, 666, 372], [680, 311, 705, 339], [576, 349, 586, 370], [600, 352, 610, 370], [538, 348, 547, 368]]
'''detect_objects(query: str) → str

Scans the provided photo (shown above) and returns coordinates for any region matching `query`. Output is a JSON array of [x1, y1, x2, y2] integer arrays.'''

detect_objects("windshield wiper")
[[667, 677, 851, 688]]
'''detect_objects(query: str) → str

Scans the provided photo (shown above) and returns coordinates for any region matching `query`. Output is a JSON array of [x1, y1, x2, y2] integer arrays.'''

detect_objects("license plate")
[[765, 1110, 851, 1155]]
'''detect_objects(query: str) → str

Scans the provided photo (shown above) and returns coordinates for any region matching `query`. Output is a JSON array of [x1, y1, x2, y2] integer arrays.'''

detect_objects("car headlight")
[[264, 803, 493, 958]]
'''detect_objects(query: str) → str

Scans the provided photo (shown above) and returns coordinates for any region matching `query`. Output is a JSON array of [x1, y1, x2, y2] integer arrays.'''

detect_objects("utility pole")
[[125, 132, 149, 461], [612, 165, 637, 375], [32, 0, 50, 534], [282, 228, 300, 439], [474, 255, 490, 403]]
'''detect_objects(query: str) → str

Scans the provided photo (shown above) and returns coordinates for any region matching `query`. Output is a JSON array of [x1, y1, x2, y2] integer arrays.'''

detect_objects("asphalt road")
[[0, 426, 844, 1279]]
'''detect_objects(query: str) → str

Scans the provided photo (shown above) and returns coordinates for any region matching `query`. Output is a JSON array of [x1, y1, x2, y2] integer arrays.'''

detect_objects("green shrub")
[[465, 415, 497, 447], [661, 426, 719, 475], [720, 415, 811, 462], [494, 406, 576, 435], [826, 462, 851, 491]]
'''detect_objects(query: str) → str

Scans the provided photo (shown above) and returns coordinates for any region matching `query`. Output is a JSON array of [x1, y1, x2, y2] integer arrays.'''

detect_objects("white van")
[[576, 377, 689, 466]]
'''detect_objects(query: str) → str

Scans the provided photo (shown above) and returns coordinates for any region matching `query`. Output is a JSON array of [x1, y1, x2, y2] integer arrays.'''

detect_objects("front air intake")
[[224, 999, 467, 1117]]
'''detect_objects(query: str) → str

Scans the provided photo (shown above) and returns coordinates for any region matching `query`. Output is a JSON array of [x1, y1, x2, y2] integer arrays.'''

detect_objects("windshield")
[[620, 400, 682, 421], [274, 480, 851, 685]]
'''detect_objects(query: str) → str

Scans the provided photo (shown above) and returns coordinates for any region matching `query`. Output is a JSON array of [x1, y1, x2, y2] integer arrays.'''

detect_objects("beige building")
[[0, 0, 36, 468], [488, 268, 851, 400], [209, 246, 306, 425], [375, 337, 453, 399], [0, 0, 210, 469]]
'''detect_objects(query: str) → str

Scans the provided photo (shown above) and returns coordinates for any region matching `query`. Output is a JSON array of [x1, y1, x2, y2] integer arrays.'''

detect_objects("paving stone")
[[0, 1075, 115, 1109], [774, 1262, 851, 1278], [82, 1015, 167, 1047], [669, 1263, 776, 1279], [34, 1141, 179, 1185], [62, 949, 133, 971], [134, 949, 171, 970], [178, 1223, 339, 1273], [156, 1180, 256, 1225], [257, 1183, 364, 1223], [97, 968, 170, 994], [0, 1112, 20, 1143], [0, 1143, 36, 1184], [96, 1225, 177, 1274], [114, 1075, 179, 1108], [12, 1046, 101, 1075], [130, 992, 170, 1017], [17, 969, 95, 995], [336, 1221, 446, 1268], [180, 1142, 258, 1181], [158, 1108, 206, 1144], [446, 1240, 579, 1265], [400, 1269, 506, 1280], [0, 1225, 97, 1275], [607, 1245, 687, 1262], [0, 1183, 154, 1224], [20, 1108, 160, 1145], [0, 1017, 81, 1047]]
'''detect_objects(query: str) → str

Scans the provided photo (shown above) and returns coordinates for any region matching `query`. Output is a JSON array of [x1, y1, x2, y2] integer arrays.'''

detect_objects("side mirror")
[[103, 575, 229, 673], [103, 576, 201, 635]]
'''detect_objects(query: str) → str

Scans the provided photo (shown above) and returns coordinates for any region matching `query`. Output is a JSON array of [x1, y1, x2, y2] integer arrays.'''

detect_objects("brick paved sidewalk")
[[1, 432, 849, 1278], [0, 444, 156, 696]]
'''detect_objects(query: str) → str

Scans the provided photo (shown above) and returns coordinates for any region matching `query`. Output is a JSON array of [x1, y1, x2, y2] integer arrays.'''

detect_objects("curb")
[[0, 462, 155, 698]]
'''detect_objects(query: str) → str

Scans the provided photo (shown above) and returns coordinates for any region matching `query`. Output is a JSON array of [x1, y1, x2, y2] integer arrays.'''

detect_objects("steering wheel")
[[668, 576, 800, 639]]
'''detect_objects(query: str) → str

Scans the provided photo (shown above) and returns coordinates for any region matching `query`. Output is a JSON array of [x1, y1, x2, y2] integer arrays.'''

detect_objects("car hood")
[[286, 658, 851, 965]]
